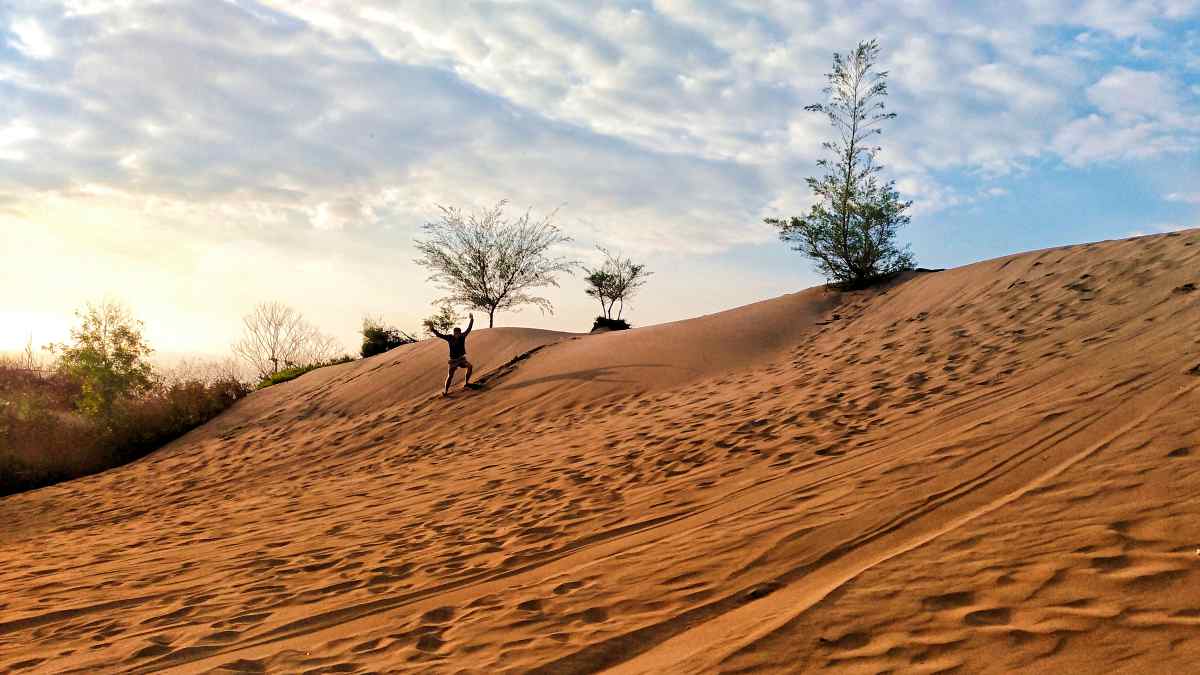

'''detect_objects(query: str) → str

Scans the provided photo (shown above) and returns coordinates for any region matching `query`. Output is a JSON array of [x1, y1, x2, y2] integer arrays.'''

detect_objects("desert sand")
[[2, 229, 1199, 673]]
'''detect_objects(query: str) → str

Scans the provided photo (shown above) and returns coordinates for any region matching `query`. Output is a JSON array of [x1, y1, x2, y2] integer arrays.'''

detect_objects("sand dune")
[[2, 229, 1199, 673]]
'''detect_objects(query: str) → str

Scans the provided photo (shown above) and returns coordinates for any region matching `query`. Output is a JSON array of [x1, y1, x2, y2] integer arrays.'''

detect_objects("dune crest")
[[2, 230, 1199, 673]]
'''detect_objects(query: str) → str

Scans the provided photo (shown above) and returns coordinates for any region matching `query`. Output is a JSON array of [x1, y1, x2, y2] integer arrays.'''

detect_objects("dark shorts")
[[448, 356, 471, 369]]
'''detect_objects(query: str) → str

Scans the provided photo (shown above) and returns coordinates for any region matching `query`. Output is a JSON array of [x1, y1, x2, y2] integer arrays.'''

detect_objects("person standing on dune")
[[431, 314, 474, 395]]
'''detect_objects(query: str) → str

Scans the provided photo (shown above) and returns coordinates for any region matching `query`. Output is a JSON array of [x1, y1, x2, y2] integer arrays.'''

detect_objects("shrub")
[[361, 316, 416, 358], [591, 316, 632, 332], [257, 355, 355, 389], [105, 375, 252, 464]]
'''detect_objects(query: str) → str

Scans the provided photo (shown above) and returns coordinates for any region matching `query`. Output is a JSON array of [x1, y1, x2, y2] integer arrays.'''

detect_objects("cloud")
[[1166, 191, 1200, 203], [1053, 65, 1198, 165], [4, 0, 1198, 240], [1072, 0, 1200, 38], [7, 16, 56, 59], [1053, 114, 1181, 165], [0, 119, 39, 160], [1086, 67, 1186, 123]]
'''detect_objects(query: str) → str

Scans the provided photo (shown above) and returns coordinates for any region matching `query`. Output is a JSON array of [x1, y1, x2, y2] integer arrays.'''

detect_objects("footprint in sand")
[[964, 607, 1012, 626], [818, 631, 870, 650], [553, 581, 584, 595], [421, 606, 455, 624], [922, 591, 975, 611]]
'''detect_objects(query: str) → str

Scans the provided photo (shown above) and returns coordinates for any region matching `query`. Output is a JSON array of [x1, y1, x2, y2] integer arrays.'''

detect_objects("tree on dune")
[[583, 247, 652, 328], [413, 200, 578, 327], [766, 38, 914, 289]]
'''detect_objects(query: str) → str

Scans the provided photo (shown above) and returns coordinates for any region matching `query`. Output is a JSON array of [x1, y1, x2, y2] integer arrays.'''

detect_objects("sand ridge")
[[1, 229, 1199, 673]]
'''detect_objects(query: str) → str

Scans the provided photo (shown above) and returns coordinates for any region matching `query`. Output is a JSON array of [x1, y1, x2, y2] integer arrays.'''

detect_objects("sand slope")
[[1, 230, 1199, 673]]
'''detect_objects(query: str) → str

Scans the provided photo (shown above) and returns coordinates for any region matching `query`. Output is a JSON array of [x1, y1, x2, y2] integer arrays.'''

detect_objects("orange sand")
[[2, 229, 1199, 673]]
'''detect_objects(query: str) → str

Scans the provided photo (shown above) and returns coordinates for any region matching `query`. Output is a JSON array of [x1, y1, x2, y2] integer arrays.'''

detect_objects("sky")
[[2, 0, 1198, 360]]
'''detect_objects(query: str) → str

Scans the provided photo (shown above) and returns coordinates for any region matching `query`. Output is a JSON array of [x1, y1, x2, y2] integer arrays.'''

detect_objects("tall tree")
[[583, 247, 652, 320], [414, 201, 577, 327], [765, 39, 914, 288], [47, 300, 154, 420], [232, 302, 342, 379]]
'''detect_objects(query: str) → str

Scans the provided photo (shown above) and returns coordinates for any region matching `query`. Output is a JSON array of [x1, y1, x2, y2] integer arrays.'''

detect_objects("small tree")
[[232, 302, 342, 379], [422, 304, 461, 337], [47, 300, 154, 420], [361, 316, 417, 358], [765, 39, 913, 289], [583, 247, 651, 321], [414, 200, 578, 327]]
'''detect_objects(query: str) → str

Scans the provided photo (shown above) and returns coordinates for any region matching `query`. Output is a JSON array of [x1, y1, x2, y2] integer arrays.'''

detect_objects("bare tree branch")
[[232, 302, 344, 379], [413, 201, 578, 327]]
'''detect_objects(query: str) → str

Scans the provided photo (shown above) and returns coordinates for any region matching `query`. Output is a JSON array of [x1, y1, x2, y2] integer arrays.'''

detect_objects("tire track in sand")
[[599, 375, 1198, 674]]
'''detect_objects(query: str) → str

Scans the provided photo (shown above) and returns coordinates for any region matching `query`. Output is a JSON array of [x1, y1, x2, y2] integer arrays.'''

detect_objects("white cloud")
[[8, 17, 56, 59], [1087, 67, 1183, 122], [1073, 0, 1200, 38], [0, 119, 39, 161], [1053, 65, 1198, 165], [1166, 191, 1200, 203], [1052, 114, 1185, 165], [5, 0, 1196, 232]]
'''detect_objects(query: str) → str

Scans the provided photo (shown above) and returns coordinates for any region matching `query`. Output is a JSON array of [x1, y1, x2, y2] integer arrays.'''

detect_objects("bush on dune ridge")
[[361, 316, 416, 358], [591, 317, 632, 332], [256, 355, 355, 389]]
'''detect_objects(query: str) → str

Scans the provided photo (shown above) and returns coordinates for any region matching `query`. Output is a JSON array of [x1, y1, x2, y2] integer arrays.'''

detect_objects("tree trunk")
[[488, 308, 496, 328]]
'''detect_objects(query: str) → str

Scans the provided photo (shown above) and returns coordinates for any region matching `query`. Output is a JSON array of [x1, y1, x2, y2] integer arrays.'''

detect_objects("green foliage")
[[422, 304, 461, 337], [46, 301, 154, 421], [414, 200, 578, 327], [361, 316, 416, 358], [765, 39, 914, 289], [583, 247, 651, 320], [256, 355, 354, 389]]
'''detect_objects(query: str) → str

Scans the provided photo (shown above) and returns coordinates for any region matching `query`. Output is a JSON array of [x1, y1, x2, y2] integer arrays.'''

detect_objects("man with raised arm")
[[431, 313, 474, 395]]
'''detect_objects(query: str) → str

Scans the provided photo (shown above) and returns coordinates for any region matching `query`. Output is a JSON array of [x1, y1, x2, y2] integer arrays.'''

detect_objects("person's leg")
[[444, 363, 457, 394], [464, 359, 474, 387]]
